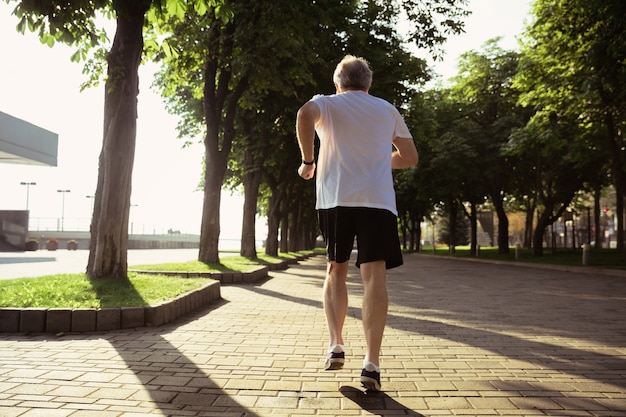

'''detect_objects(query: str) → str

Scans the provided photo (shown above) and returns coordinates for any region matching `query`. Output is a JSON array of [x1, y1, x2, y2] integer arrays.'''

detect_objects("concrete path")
[[0, 249, 202, 280], [0, 252, 625, 416]]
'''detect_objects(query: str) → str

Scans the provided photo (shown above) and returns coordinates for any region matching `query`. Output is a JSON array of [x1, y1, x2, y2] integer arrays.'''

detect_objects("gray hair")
[[333, 55, 373, 91]]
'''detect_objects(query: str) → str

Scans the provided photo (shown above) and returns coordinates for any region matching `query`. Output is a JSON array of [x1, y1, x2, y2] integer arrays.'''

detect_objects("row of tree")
[[8, 0, 624, 278], [7, 0, 468, 278], [396, 0, 625, 258]]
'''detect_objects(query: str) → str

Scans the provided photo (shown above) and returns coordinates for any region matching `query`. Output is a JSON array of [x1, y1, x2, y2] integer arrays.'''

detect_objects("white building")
[[0, 111, 58, 250]]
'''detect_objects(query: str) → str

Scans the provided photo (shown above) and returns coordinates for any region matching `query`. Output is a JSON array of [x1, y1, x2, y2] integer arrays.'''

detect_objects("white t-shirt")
[[311, 90, 413, 216]]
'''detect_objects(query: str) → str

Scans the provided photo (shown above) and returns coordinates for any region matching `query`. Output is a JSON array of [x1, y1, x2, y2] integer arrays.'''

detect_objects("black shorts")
[[318, 206, 403, 269]]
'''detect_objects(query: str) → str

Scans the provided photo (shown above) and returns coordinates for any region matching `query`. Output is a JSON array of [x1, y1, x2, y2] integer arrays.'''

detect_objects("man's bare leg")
[[358, 260, 387, 390], [360, 260, 388, 366], [323, 261, 349, 370], [324, 261, 349, 348]]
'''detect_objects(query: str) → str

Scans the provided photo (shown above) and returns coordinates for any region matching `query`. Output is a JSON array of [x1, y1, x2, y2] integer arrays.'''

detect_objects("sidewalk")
[[0, 249, 202, 280], [0, 253, 625, 416]]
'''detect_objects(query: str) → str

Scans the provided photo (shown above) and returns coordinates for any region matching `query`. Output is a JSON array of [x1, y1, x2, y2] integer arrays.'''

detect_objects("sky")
[[0, 0, 532, 238]]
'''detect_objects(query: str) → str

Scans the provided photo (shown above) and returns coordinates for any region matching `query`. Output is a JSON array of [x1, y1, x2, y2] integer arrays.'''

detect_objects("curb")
[[129, 265, 271, 284], [128, 255, 305, 283], [0, 254, 316, 335], [415, 252, 626, 277], [0, 280, 220, 335]]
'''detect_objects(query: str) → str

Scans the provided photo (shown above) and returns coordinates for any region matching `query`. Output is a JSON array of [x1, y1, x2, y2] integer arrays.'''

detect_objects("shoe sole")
[[324, 359, 344, 370], [360, 375, 381, 391]]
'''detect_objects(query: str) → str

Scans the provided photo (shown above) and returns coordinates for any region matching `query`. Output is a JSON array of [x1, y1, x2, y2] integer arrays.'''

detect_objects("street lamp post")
[[130, 203, 138, 235], [20, 181, 36, 210], [86, 195, 95, 213], [86, 195, 95, 231], [57, 189, 71, 231]]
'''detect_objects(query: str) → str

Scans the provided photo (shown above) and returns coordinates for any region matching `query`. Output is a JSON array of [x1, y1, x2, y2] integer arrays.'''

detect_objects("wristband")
[[302, 159, 315, 165]]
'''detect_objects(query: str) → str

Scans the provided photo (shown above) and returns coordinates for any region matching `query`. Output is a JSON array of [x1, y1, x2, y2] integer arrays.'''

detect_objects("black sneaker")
[[360, 364, 381, 391], [324, 347, 345, 370]]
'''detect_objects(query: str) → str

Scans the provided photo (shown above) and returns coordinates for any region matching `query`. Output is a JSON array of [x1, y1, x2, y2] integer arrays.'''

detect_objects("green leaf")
[[45, 34, 55, 48], [162, 39, 179, 59], [195, 1, 208, 16], [215, 3, 234, 22], [166, 0, 186, 20], [144, 37, 158, 53], [16, 17, 25, 34], [70, 49, 81, 63]]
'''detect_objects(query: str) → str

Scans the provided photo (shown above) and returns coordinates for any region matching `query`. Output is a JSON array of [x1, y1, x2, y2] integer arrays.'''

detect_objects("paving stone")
[[171, 392, 217, 406], [0, 253, 625, 416]]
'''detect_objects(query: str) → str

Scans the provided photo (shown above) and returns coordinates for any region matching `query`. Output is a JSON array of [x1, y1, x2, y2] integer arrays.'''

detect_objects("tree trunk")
[[599, 94, 625, 252], [532, 210, 551, 257], [398, 212, 408, 249], [492, 195, 510, 254], [523, 197, 536, 248], [265, 192, 281, 256], [279, 214, 289, 253], [448, 201, 457, 254], [406, 214, 414, 251], [617, 187, 625, 253], [412, 215, 421, 252], [240, 147, 262, 258], [197, 21, 248, 265], [288, 207, 299, 252], [265, 208, 279, 256], [198, 166, 224, 264], [264, 167, 293, 256], [594, 186, 602, 248], [532, 199, 570, 256], [87, 3, 148, 278], [468, 200, 477, 256]]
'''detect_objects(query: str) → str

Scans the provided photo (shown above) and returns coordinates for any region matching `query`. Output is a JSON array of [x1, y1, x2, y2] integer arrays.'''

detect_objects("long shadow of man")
[[108, 301, 264, 415], [340, 386, 426, 416]]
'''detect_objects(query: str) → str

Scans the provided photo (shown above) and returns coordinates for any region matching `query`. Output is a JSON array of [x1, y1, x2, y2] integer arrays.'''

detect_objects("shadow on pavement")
[[243, 259, 626, 395], [108, 301, 263, 416], [340, 386, 426, 416]]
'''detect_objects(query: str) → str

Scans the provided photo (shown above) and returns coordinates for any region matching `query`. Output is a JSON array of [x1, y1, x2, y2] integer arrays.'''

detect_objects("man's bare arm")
[[391, 137, 419, 169], [296, 101, 320, 180]]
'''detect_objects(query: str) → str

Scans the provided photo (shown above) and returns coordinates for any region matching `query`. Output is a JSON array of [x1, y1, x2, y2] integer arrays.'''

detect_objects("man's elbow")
[[406, 151, 419, 167]]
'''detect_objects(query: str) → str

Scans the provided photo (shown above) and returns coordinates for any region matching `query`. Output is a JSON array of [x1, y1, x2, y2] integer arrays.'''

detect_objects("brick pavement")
[[0, 253, 625, 416]]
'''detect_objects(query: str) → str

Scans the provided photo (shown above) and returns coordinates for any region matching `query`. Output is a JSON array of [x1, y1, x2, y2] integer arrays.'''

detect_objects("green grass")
[[419, 246, 626, 270], [129, 251, 315, 272], [0, 251, 318, 309], [0, 273, 209, 309]]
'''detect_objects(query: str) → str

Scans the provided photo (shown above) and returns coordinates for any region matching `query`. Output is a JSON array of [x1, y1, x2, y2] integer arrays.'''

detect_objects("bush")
[[25, 239, 39, 251], [46, 238, 59, 251]]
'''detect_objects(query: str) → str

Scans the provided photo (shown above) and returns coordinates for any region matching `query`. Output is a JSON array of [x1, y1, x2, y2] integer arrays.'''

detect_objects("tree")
[[237, 109, 267, 259], [449, 39, 527, 254], [87, 1, 152, 278], [396, 90, 440, 251], [155, 0, 469, 262], [6, 0, 217, 278], [154, 0, 351, 263], [519, 0, 626, 251], [506, 107, 597, 256], [399, 0, 469, 60], [438, 205, 470, 247]]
